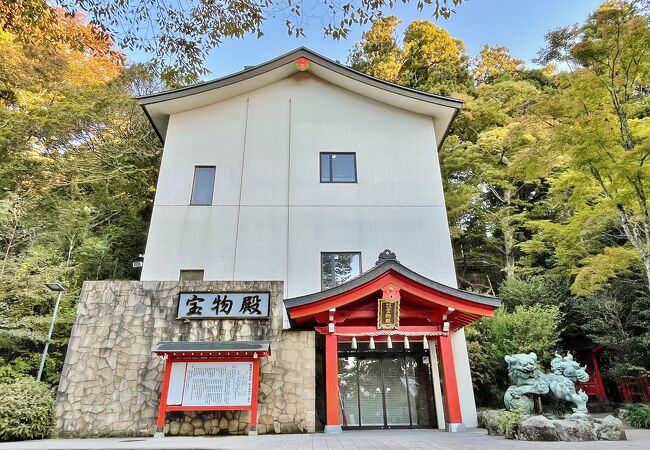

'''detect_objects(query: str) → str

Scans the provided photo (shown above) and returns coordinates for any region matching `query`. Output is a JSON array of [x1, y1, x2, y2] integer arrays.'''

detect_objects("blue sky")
[[125, 0, 604, 79]]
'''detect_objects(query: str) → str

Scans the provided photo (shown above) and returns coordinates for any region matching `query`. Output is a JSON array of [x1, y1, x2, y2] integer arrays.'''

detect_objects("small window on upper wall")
[[320, 153, 357, 183], [190, 166, 216, 205], [180, 270, 204, 281], [321, 252, 361, 290]]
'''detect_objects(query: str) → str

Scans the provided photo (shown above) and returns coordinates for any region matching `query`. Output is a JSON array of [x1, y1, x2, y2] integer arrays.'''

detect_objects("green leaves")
[[620, 404, 650, 429], [1, 0, 466, 83], [0, 378, 54, 441], [0, 17, 161, 386], [572, 246, 641, 296], [349, 16, 474, 96], [472, 44, 525, 85], [489, 305, 561, 363], [466, 305, 561, 405], [532, 2, 650, 296]]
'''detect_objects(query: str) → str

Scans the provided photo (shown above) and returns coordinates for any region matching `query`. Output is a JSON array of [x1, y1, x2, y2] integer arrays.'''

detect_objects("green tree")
[[347, 16, 402, 82], [570, 277, 650, 378], [399, 20, 473, 95], [1, 0, 465, 84], [442, 79, 547, 285], [534, 1, 650, 293], [498, 274, 571, 310], [350, 17, 547, 289], [467, 305, 561, 406], [349, 16, 473, 96], [472, 44, 525, 85], [0, 13, 161, 384]]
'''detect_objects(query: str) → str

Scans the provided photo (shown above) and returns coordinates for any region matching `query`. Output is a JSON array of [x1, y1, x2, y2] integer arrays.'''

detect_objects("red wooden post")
[[324, 332, 341, 434], [591, 351, 606, 401], [249, 357, 260, 435], [438, 335, 465, 432], [641, 373, 650, 402], [156, 357, 173, 434]]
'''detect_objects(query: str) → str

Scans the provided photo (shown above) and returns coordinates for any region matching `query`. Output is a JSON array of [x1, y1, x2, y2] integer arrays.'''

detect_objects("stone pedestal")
[[324, 425, 342, 434], [478, 411, 627, 442]]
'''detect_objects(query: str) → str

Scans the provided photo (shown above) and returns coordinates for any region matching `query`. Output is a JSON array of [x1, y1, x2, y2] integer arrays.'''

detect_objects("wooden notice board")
[[167, 361, 254, 407], [156, 356, 262, 434]]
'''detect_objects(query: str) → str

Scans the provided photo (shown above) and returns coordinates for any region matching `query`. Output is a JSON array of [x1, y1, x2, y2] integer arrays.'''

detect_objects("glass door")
[[338, 352, 436, 429], [406, 355, 435, 427], [338, 357, 360, 426], [382, 358, 411, 426], [358, 359, 384, 426]]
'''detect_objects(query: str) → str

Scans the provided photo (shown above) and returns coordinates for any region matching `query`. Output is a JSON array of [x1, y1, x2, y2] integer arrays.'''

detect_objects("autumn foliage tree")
[[0, 10, 160, 384], [1, 0, 465, 84]]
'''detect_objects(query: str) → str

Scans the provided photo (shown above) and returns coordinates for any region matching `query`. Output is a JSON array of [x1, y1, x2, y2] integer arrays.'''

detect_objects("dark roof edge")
[[284, 260, 500, 310], [136, 47, 464, 110], [437, 107, 460, 151], [137, 47, 302, 105], [141, 104, 164, 143]]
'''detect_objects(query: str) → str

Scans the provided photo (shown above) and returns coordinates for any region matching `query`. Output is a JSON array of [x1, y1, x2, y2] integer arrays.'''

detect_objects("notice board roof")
[[152, 340, 271, 355]]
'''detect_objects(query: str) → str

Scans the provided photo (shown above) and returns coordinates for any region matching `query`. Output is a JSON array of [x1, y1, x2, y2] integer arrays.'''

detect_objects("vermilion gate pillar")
[[324, 332, 341, 434], [438, 334, 465, 432]]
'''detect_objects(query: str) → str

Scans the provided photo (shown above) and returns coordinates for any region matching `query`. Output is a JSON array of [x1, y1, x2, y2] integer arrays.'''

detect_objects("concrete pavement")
[[1, 428, 649, 450]]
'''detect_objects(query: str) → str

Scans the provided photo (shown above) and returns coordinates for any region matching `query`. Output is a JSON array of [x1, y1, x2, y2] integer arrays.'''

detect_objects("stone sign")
[[178, 292, 270, 319]]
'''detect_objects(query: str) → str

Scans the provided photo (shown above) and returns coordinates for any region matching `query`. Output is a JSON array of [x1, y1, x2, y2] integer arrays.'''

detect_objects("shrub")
[[496, 406, 527, 439], [620, 404, 650, 429], [0, 378, 54, 441], [498, 275, 570, 309], [467, 304, 561, 407]]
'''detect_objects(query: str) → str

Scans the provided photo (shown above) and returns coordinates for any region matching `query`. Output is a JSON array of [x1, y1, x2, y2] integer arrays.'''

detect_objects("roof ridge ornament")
[[294, 57, 311, 71], [376, 249, 399, 266]]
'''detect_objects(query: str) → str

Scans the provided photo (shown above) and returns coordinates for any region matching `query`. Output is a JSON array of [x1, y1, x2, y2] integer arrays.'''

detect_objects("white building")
[[137, 48, 499, 432]]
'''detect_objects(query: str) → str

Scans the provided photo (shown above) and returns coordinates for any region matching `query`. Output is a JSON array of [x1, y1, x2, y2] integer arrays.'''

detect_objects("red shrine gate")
[[284, 250, 500, 433]]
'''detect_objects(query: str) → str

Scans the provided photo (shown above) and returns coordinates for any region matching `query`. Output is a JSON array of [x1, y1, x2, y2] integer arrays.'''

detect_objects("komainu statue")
[[504, 352, 549, 413], [504, 352, 590, 414], [548, 352, 590, 413]]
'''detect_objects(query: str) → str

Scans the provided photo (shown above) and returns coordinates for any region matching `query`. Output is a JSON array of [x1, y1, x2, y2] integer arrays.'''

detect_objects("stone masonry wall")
[[54, 280, 315, 437]]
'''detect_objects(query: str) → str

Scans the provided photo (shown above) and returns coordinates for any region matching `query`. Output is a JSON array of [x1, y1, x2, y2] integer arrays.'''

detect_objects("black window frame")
[[319, 152, 357, 183], [320, 251, 362, 290], [190, 165, 216, 206]]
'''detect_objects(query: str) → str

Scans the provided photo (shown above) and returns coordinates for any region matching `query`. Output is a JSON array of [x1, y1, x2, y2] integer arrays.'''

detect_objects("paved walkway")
[[1, 428, 649, 450]]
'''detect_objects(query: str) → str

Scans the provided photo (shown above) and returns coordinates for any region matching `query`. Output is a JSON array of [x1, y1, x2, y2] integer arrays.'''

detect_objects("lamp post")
[[37, 281, 65, 381]]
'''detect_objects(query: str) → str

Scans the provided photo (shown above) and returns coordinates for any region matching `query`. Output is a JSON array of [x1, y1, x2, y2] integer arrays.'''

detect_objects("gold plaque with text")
[[377, 298, 400, 329]]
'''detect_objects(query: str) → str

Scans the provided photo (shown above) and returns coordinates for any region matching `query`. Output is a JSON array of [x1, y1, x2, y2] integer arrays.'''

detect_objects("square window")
[[190, 166, 216, 205], [321, 252, 361, 290], [320, 153, 356, 183], [180, 270, 204, 281]]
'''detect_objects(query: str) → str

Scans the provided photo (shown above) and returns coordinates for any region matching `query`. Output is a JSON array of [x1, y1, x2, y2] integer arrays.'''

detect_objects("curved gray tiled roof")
[[284, 250, 500, 311]]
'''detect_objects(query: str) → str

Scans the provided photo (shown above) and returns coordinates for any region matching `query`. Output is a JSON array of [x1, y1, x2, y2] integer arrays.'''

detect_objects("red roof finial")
[[295, 57, 311, 72]]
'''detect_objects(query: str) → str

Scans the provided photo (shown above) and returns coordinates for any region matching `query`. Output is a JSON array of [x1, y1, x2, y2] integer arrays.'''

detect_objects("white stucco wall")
[[141, 74, 455, 290], [452, 328, 478, 428], [140, 72, 477, 426]]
